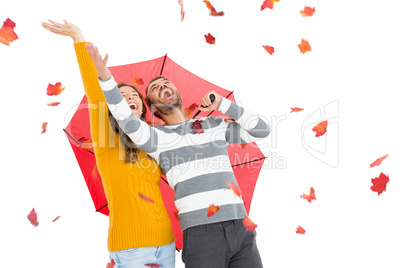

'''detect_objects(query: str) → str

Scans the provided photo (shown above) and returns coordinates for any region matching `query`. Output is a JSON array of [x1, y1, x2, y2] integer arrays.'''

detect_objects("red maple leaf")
[[262, 45, 274, 55], [370, 173, 390, 195], [191, 120, 204, 134], [369, 154, 389, 168], [261, 0, 273, 10], [290, 107, 304, 113], [144, 263, 163, 268], [138, 193, 155, 203], [106, 259, 115, 268], [204, 33, 215, 44], [300, 6, 316, 17], [227, 182, 243, 198], [296, 225, 306, 234], [0, 18, 18, 46], [185, 103, 199, 117], [207, 204, 219, 217], [238, 143, 247, 149], [243, 216, 257, 232], [27, 208, 39, 227], [312, 120, 327, 137], [131, 77, 144, 86], [203, 0, 224, 16], [298, 39, 311, 54], [47, 102, 61, 107], [41, 122, 48, 134], [52, 216, 61, 222], [179, 0, 185, 21], [300, 187, 316, 203], [46, 82, 65, 96]]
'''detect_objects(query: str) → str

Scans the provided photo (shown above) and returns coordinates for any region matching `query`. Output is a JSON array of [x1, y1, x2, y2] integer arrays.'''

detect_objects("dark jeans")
[[182, 219, 263, 268]]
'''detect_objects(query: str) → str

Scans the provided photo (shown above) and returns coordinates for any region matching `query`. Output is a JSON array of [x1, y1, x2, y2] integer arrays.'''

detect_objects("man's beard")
[[151, 95, 182, 116]]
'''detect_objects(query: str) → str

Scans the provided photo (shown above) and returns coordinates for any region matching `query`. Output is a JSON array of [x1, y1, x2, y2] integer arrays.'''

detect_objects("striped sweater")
[[100, 76, 270, 230]]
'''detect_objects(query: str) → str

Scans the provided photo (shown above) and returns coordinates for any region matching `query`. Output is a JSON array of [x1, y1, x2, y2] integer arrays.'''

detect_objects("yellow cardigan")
[[74, 42, 174, 252]]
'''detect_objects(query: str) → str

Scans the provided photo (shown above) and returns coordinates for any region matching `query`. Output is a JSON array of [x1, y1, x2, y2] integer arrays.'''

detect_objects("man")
[[86, 42, 269, 267]]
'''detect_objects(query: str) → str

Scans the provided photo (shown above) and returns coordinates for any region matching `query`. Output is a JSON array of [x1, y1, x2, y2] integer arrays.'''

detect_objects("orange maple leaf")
[[370, 173, 390, 195], [205, 33, 215, 44], [207, 204, 219, 217], [46, 82, 65, 96], [296, 225, 306, 234], [312, 120, 327, 137], [106, 259, 115, 268], [300, 6, 316, 17], [0, 18, 18, 46], [290, 107, 304, 113], [262, 45, 274, 55], [369, 154, 389, 168], [78, 137, 94, 151], [138, 193, 155, 203], [226, 182, 243, 198], [41, 122, 48, 134], [298, 39, 311, 54], [238, 143, 247, 149], [185, 103, 199, 117], [261, 0, 279, 10], [243, 216, 257, 232], [300, 187, 316, 203], [52, 216, 61, 222], [131, 77, 144, 86], [179, 0, 185, 21], [47, 102, 61, 107], [203, 0, 224, 16], [27, 208, 39, 227]]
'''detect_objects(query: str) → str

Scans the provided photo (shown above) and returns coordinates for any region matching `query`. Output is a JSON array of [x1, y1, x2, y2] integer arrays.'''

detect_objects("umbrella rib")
[[96, 203, 108, 212], [231, 156, 267, 167], [63, 129, 95, 155], [160, 53, 168, 75]]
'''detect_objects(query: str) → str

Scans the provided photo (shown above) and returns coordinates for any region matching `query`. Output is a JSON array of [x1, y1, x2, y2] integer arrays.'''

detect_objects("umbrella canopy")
[[64, 55, 266, 251]]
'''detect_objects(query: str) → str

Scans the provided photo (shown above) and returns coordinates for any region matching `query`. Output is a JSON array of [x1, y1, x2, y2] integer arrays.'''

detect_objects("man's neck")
[[160, 106, 189, 125]]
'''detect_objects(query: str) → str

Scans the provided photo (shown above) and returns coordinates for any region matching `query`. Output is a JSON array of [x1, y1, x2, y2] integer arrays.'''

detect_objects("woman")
[[42, 20, 175, 267]]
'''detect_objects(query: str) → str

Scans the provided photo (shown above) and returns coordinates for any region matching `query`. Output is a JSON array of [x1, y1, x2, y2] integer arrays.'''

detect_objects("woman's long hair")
[[108, 82, 147, 163]]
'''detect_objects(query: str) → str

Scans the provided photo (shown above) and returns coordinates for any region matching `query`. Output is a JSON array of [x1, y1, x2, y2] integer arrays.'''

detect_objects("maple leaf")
[[52, 216, 61, 222], [238, 143, 247, 149], [296, 225, 306, 234], [144, 263, 163, 268], [312, 120, 327, 137], [138, 193, 155, 203], [370, 173, 390, 195], [191, 120, 204, 134], [262, 45, 274, 55], [27, 208, 39, 227], [207, 204, 219, 217], [369, 154, 389, 168], [300, 187, 316, 203], [131, 77, 144, 86], [203, 0, 224, 16], [226, 182, 243, 198], [290, 107, 304, 113], [106, 259, 115, 268], [243, 216, 257, 232], [179, 0, 185, 21], [46, 82, 65, 96], [261, 0, 273, 10], [0, 18, 18, 46], [47, 102, 61, 107], [300, 6, 316, 17], [78, 137, 94, 151], [204, 33, 215, 45], [298, 39, 311, 54], [41, 122, 48, 134], [185, 103, 199, 117]]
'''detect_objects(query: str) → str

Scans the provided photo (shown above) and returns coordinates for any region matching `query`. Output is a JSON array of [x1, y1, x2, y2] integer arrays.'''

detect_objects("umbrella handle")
[[200, 94, 215, 108]]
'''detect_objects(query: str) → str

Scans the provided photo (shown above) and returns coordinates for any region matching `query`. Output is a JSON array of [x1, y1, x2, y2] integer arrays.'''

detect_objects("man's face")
[[120, 86, 143, 118], [147, 78, 182, 116]]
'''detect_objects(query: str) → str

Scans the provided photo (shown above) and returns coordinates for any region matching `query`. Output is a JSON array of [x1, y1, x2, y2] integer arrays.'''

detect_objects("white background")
[[1, 0, 402, 267]]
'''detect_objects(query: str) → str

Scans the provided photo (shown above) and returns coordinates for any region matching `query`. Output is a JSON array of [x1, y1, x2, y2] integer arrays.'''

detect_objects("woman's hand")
[[85, 42, 111, 80], [42, 19, 84, 43]]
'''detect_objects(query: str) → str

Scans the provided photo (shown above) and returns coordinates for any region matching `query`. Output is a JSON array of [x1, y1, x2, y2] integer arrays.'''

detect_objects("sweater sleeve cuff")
[[99, 76, 117, 92], [217, 97, 232, 114]]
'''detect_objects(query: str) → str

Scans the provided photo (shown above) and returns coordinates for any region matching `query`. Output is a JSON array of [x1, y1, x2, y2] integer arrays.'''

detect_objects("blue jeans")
[[109, 242, 175, 268]]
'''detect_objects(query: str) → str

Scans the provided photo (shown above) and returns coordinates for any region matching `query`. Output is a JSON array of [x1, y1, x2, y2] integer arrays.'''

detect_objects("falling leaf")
[[41, 122, 48, 134], [138, 193, 155, 203], [370, 172, 390, 195], [312, 120, 327, 137], [243, 216, 257, 232], [238, 143, 247, 149], [204, 33, 215, 45], [191, 120, 204, 134], [47, 102, 61, 107], [261, 0, 279, 10], [185, 103, 199, 117], [207, 204, 219, 217], [300, 187, 316, 203], [300, 6, 316, 17], [144, 263, 163, 268], [106, 259, 115, 268], [52, 216, 61, 222], [262, 45, 274, 55], [290, 107, 304, 113], [27, 208, 39, 227], [370, 154, 389, 168], [78, 137, 94, 151], [203, 0, 224, 16], [296, 225, 306, 234], [227, 182, 243, 198], [298, 39, 311, 54], [46, 82, 65, 96], [0, 18, 18, 46], [131, 77, 144, 86], [178, 0, 185, 22]]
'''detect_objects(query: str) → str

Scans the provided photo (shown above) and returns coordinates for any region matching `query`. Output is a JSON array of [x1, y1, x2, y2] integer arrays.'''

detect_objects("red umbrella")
[[64, 55, 266, 251]]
